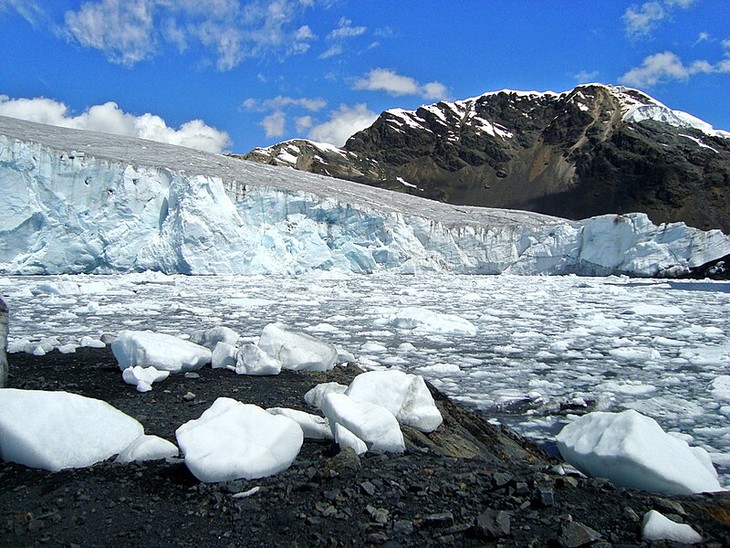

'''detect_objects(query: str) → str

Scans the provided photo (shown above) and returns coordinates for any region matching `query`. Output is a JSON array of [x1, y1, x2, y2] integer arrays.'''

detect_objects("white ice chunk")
[[80, 335, 105, 348], [189, 326, 240, 350], [175, 397, 303, 482], [304, 382, 348, 408], [333, 423, 367, 455], [266, 407, 332, 440], [320, 392, 404, 454], [111, 330, 212, 372], [556, 409, 723, 495], [235, 343, 282, 375], [0, 389, 143, 471], [257, 322, 337, 371], [211, 341, 238, 369], [115, 434, 179, 464], [641, 510, 702, 544], [345, 370, 443, 432], [122, 365, 170, 392], [710, 375, 730, 401], [387, 307, 478, 335]]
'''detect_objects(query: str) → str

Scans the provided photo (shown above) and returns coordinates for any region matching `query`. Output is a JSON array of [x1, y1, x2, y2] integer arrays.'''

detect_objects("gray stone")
[[558, 520, 602, 548], [421, 512, 454, 528], [474, 509, 511, 540]]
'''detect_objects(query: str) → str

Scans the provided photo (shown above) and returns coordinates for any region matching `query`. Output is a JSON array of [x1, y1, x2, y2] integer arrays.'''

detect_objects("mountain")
[[1, 114, 729, 277], [240, 84, 730, 233]]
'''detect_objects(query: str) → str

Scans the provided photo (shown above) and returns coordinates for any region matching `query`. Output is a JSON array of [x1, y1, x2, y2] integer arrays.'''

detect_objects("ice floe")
[[556, 409, 723, 495], [0, 389, 144, 471], [112, 330, 212, 372], [175, 398, 304, 482]]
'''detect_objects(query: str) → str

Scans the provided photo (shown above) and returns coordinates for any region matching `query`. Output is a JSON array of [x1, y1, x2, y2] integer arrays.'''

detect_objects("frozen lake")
[[3, 272, 729, 486]]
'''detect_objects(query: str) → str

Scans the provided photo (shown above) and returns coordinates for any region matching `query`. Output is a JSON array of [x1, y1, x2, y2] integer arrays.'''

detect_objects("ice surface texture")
[[1, 116, 728, 277], [112, 330, 212, 372], [0, 389, 144, 471], [175, 397, 304, 482], [556, 409, 722, 495]]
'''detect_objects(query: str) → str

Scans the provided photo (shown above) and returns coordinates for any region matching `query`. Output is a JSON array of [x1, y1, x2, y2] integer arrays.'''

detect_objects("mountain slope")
[[1, 114, 729, 277], [241, 84, 730, 233]]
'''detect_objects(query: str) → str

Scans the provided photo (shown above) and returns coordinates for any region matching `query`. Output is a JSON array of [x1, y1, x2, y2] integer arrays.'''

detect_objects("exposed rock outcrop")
[[0, 298, 7, 388], [241, 84, 730, 233]]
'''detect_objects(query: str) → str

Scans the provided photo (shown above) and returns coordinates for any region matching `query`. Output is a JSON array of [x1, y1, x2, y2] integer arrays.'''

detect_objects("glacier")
[[1, 115, 728, 277]]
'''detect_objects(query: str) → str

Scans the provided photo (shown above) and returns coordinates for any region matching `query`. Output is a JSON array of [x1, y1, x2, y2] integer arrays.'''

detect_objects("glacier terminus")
[[1, 115, 728, 277]]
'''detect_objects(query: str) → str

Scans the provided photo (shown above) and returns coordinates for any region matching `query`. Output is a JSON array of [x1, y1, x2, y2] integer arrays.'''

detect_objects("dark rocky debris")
[[2, 347, 730, 546]]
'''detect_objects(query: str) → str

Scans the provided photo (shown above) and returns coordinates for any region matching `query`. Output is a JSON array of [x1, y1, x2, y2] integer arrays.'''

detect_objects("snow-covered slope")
[[1, 115, 728, 276]]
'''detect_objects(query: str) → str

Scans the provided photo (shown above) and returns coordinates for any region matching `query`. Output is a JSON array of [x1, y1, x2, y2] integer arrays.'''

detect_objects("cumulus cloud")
[[60, 0, 319, 70], [619, 50, 730, 88], [0, 95, 231, 153], [261, 110, 286, 138], [353, 68, 448, 100], [307, 104, 378, 146], [622, 0, 696, 39]]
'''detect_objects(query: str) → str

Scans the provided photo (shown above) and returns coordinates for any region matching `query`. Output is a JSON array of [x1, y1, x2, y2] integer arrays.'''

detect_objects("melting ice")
[[2, 272, 729, 486]]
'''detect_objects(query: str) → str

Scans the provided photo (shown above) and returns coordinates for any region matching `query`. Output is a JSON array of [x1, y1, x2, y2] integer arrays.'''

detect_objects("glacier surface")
[[1, 115, 728, 277]]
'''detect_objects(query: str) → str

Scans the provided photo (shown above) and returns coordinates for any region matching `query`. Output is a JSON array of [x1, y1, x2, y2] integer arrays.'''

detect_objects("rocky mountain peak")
[[240, 84, 730, 232]]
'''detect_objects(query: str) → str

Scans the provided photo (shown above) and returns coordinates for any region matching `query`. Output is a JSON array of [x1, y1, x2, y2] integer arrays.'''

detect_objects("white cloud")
[[327, 17, 366, 40], [307, 103, 378, 146], [317, 15, 365, 58], [0, 95, 231, 153], [623, 1, 665, 39], [619, 50, 730, 88], [622, 0, 696, 39], [422, 81, 448, 100], [61, 0, 319, 70], [354, 68, 448, 100], [64, 0, 156, 66], [243, 95, 327, 138], [295, 115, 313, 132], [243, 95, 326, 112], [574, 70, 600, 82], [261, 110, 286, 138], [318, 44, 342, 59], [0, 0, 46, 27]]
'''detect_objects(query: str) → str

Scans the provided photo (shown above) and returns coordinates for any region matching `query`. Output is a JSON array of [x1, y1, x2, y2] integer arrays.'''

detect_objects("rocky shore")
[[2, 348, 729, 546]]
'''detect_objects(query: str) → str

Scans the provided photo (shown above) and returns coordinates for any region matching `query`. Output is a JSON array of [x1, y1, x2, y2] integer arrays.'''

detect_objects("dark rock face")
[[240, 84, 730, 233], [0, 298, 7, 388]]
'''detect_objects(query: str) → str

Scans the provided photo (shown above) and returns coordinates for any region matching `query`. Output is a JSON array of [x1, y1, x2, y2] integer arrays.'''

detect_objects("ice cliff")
[[1, 115, 728, 277]]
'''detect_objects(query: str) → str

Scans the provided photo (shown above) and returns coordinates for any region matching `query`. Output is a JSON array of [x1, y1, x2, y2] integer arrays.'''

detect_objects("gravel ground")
[[1, 348, 729, 547]]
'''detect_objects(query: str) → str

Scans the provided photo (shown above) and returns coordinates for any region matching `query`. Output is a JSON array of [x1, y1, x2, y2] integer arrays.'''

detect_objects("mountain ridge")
[[240, 84, 730, 233]]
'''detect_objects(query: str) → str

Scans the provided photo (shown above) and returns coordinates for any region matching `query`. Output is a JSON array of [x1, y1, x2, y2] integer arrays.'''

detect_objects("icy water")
[[3, 273, 730, 486]]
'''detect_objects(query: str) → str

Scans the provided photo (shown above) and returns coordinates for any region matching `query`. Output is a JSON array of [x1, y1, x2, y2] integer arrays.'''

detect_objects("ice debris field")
[[2, 271, 729, 489]]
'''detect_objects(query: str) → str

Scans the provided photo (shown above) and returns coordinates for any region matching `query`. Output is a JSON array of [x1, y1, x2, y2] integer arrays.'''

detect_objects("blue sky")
[[0, 0, 728, 153]]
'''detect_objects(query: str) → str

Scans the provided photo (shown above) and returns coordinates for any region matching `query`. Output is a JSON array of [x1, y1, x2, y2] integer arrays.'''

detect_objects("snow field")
[[3, 272, 730, 486]]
